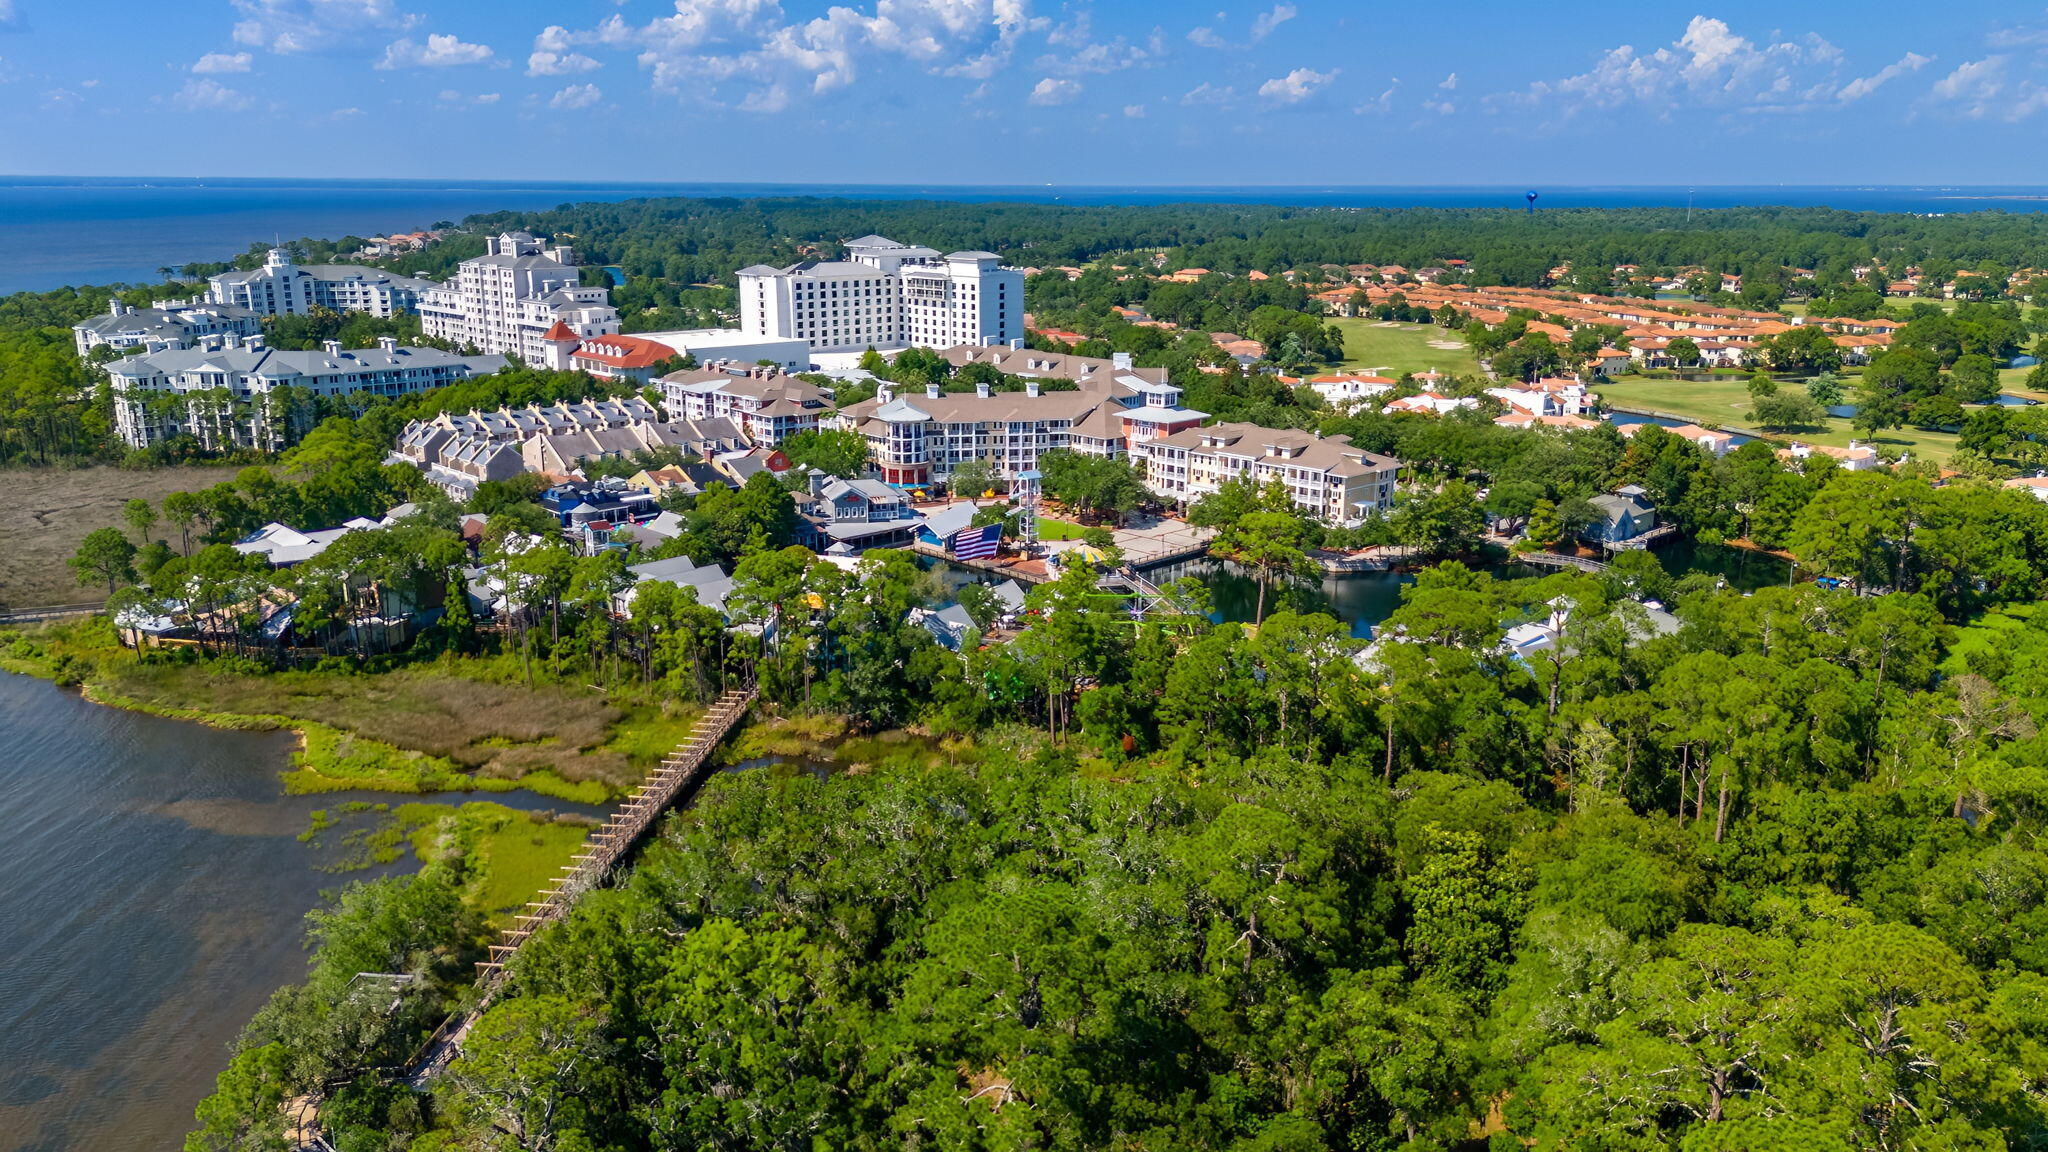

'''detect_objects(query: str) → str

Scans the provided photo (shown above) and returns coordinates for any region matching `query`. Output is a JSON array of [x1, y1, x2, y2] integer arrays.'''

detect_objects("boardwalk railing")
[[402, 686, 757, 1086], [0, 603, 102, 626]]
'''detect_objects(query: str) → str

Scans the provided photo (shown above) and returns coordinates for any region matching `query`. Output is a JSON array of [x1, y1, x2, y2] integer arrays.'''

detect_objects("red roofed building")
[[568, 334, 681, 384]]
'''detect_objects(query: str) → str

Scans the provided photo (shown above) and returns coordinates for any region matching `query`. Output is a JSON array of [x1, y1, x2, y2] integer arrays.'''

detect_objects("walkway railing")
[[402, 686, 758, 1086]]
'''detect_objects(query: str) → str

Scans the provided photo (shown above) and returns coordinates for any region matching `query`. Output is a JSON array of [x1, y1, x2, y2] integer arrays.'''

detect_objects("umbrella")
[[1069, 545, 1109, 566]]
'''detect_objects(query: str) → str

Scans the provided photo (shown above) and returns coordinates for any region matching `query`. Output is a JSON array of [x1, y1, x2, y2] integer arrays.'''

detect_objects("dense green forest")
[[170, 548, 2048, 1151], [51, 403, 2034, 1149]]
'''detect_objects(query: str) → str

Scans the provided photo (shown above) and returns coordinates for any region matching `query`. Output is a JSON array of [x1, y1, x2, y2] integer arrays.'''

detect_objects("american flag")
[[953, 523, 1002, 560]]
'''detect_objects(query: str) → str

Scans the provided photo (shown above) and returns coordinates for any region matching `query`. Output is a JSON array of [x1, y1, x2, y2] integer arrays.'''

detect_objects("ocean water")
[[6, 177, 2048, 295]]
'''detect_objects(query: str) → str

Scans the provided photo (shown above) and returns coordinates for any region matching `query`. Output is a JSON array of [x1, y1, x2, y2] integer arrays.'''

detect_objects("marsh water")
[[0, 672, 592, 1152]]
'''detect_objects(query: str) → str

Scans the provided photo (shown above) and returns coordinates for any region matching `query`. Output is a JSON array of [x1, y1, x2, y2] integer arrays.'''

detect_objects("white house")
[[1781, 440, 1884, 471], [1383, 392, 1479, 416], [2004, 476, 2048, 502], [1281, 372, 1397, 406]]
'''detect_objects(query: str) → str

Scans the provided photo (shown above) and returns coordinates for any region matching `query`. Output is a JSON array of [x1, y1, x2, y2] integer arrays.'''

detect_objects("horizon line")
[[0, 175, 2041, 193]]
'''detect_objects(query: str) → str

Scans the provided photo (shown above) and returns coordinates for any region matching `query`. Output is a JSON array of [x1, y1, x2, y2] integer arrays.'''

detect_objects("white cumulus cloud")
[[376, 32, 495, 69], [538, 0, 1051, 112], [231, 0, 417, 54], [1028, 76, 1080, 105], [1258, 66, 1336, 104], [172, 77, 252, 110], [549, 82, 603, 109], [528, 49, 600, 76], [1499, 16, 1870, 122], [193, 52, 254, 74]]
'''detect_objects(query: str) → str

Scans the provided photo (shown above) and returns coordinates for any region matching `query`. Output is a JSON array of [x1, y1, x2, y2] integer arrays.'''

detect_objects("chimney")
[[809, 470, 828, 497], [1009, 337, 1024, 350], [976, 381, 992, 398], [1113, 352, 1133, 370], [109, 297, 126, 317], [1025, 380, 1041, 398], [244, 333, 265, 352], [926, 383, 943, 399], [323, 339, 342, 357], [378, 336, 399, 354], [877, 386, 894, 404]]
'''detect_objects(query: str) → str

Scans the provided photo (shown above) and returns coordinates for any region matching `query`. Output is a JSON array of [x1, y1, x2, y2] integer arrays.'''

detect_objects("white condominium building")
[[206, 249, 439, 318], [1130, 423, 1400, 526], [72, 297, 261, 356], [737, 235, 1022, 354], [420, 232, 619, 362], [108, 333, 504, 451]]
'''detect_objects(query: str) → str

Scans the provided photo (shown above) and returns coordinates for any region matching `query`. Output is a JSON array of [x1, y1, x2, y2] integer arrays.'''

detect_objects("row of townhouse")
[[1349, 279, 1898, 374], [393, 396, 748, 495], [109, 334, 503, 451]]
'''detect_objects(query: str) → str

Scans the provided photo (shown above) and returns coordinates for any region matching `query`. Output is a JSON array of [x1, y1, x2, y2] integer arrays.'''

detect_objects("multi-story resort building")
[[72, 297, 261, 356], [833, 344, 1207, 487], [660, 364, 836, 445], [1128, 422, 1400, 526], [419, 232, 619, 362], [393, 397, 748, 496], [737, 235, 1022, 353], [108, 334, 504, 451], [206, 249, 439, 317]]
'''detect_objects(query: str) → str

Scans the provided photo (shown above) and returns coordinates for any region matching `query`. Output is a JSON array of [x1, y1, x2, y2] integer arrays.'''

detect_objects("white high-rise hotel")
[[420, 232, 619, 362], [737, 235, 1023, 354]]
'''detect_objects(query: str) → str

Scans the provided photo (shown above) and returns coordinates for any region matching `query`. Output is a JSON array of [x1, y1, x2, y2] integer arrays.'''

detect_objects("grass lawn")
[[1596, 375, 1963, 462], [1332, 318, 1482, 378], [1037, 516, 1092, 541], [1997, 365, 2048, 400], [1941, 603, 2043, 676]]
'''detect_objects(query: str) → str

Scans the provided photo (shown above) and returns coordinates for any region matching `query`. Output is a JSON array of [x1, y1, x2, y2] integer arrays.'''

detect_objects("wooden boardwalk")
[[402, 686, 758, 1086], [0, 602, 102, 626]]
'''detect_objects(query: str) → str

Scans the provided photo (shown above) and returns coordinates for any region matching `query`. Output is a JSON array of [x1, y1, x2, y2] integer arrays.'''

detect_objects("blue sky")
[[4, 1, 2048, 184]]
